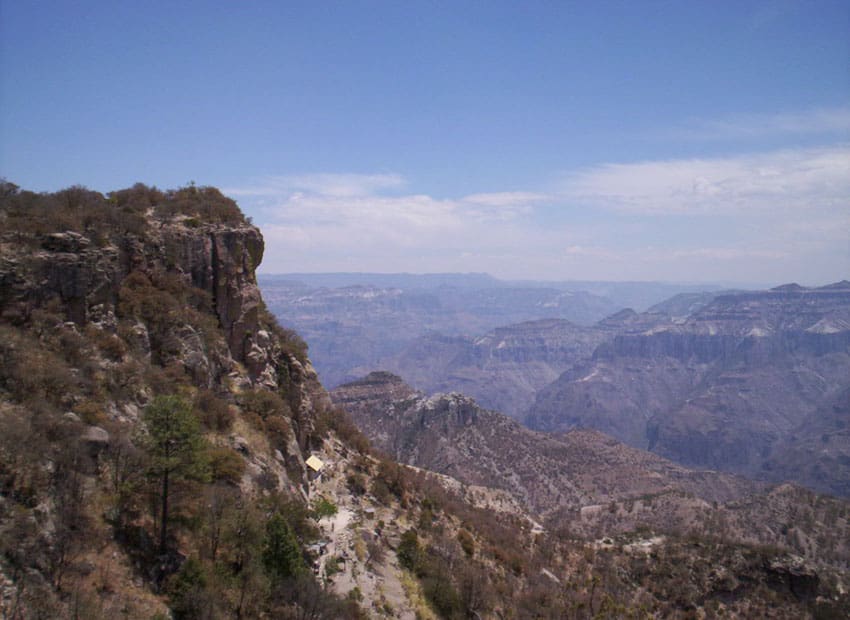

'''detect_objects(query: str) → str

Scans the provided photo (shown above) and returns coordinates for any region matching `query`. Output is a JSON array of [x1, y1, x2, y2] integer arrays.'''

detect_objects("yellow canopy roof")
[[305, 455, 325, 472]]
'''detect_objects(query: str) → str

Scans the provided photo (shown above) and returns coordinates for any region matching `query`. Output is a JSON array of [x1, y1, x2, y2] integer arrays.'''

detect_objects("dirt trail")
[[308, 447, 418, 618]]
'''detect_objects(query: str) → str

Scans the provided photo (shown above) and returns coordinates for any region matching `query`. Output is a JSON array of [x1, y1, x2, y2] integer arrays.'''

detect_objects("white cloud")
[[663, 247, 788, 261], [235, 174, 543, 234], [461, 192, 547, 207], [560, 145, 850, 215], [669, 107, 850, 141], [230, 174, 553, 277], [232, 144, 850, 283], [224, 173, 405, 199], [277, 173, 406, 197], [563, 245, 617, 259]]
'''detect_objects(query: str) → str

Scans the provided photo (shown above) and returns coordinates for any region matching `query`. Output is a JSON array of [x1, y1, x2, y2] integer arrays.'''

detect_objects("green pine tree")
[[142, 394, 209, 553], [262, 512, 303, 580]]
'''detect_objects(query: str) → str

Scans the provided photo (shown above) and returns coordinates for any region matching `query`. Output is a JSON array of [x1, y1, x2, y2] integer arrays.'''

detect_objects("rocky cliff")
[[1, 186, 324, 392], [5, 201, 271, 381], [0, 184, 351, 618], [0, 185, 342, 476]]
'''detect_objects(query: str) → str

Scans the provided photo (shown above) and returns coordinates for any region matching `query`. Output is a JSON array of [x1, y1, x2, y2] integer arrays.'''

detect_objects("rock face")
[[332, 372, 759, 519], [766, 555, 820, 601], [163, 224, 265, 363], [525, 283, 850, 494], [1, 214, 325, 417], [1, 220, 267, 377]]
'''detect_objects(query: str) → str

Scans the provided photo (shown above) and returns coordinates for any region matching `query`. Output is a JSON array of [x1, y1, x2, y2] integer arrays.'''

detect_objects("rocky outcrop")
[[1, 231, 120, 326], [0, 189, 327, 486], [158, 223, 265, 362], [0, 218, 281, 389], [765, 555, 820, 601]]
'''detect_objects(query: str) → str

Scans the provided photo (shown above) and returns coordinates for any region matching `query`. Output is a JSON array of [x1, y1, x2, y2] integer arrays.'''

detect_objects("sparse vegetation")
[[312, 496, 338, 519]]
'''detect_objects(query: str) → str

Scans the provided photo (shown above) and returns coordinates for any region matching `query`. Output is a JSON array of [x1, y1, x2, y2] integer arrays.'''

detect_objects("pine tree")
[[142, 395, 209, 553], [262, 513, 303, 580]]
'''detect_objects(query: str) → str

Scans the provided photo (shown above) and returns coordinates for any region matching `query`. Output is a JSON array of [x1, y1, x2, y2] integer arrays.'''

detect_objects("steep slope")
[[763, 386, 850, 497], [526, 283, 850, 490]]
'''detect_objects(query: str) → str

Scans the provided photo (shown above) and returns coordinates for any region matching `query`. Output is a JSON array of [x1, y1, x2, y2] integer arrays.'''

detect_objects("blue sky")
[[2, 1, 848, 284]]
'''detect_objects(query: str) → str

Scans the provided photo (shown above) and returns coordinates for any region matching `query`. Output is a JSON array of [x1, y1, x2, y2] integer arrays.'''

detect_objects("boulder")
[[82, 425, 110, 455]]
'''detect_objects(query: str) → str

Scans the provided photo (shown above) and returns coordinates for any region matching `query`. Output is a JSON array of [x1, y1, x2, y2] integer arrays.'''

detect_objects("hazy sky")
[[2, 1, 848, 285]]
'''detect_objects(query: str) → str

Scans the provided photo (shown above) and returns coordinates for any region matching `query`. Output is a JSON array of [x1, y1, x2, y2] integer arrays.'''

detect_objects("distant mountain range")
[[526, 281, 850, 496], [259, 272, 723, 388]]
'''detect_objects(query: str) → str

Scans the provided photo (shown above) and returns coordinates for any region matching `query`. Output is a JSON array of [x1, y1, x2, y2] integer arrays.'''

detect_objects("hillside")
[[0, 183, 361, 617], [333, 373, 850, 616], [332, 373, 850, 554], [331, 373, 760, 518]]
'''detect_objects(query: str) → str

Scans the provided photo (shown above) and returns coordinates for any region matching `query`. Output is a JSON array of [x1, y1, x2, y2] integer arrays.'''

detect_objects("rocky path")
[[308, 443, 420, 618]]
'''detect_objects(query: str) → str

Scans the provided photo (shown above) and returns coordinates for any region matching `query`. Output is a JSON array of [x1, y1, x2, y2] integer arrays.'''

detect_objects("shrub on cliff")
[[154, 184, 244, 225], [0, 181, 249, 242], [0, 181, 147, 238], [397, 529, 421, 571], [193, 389, 234, 432]]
